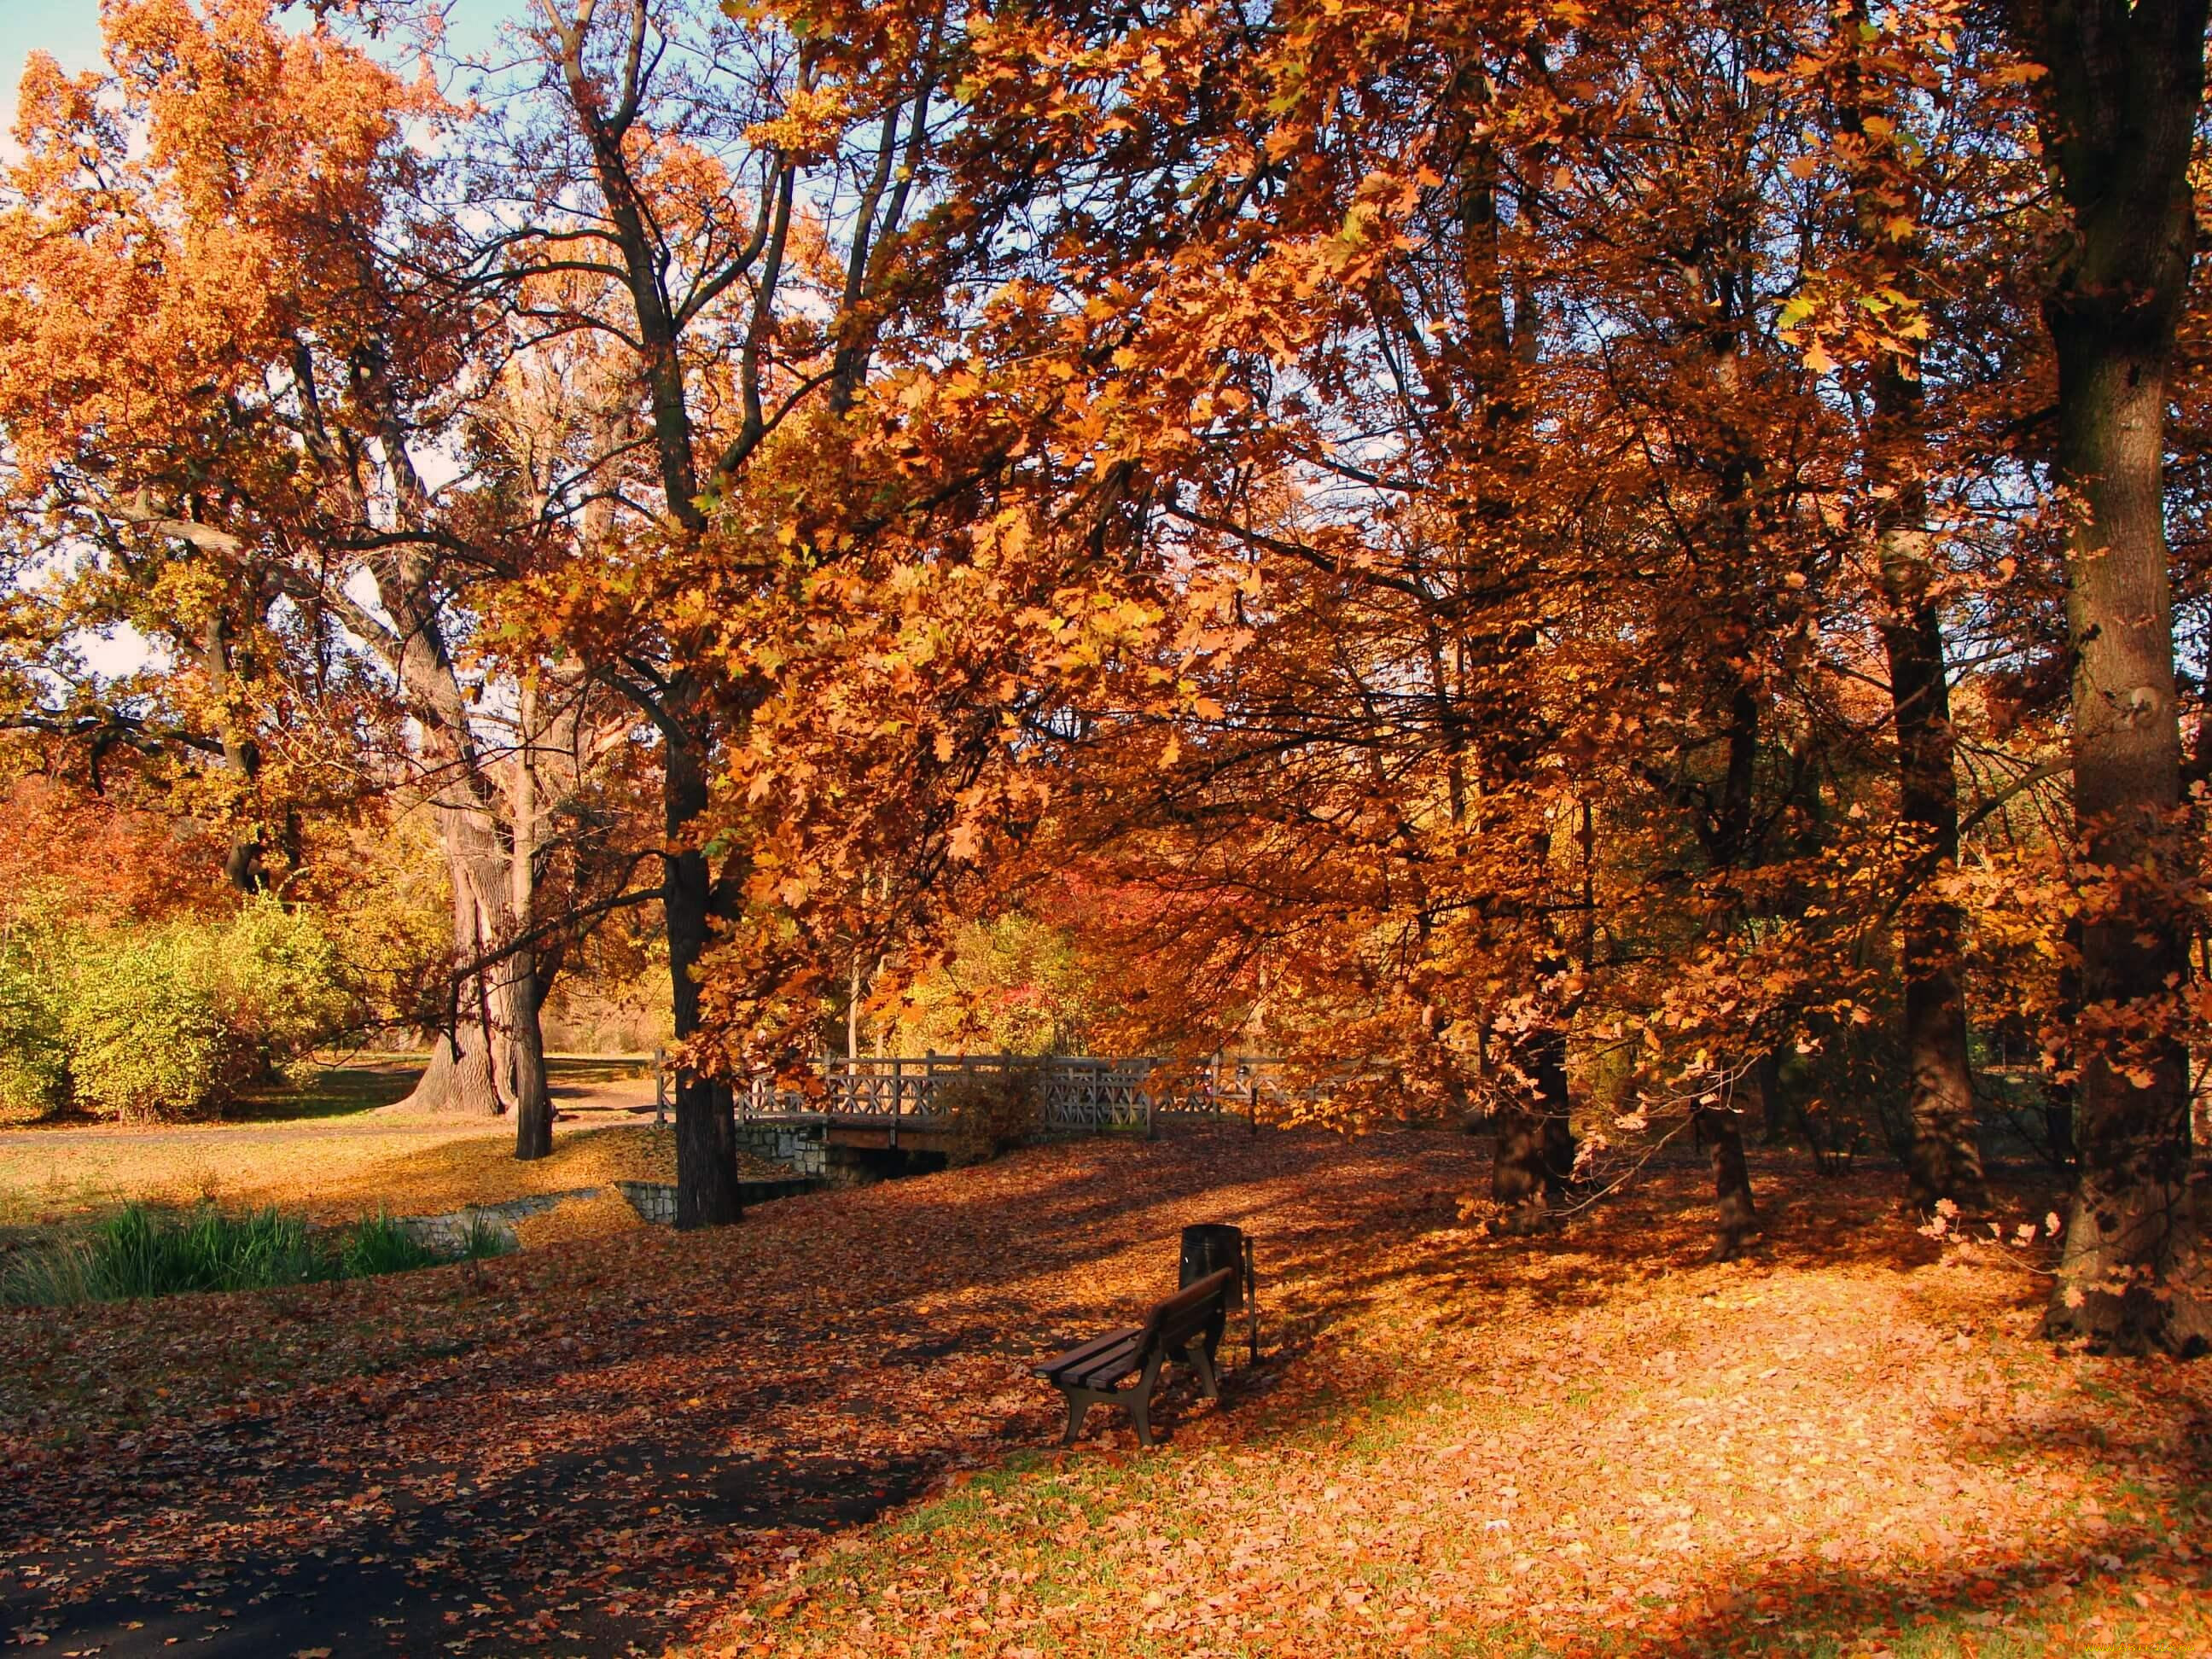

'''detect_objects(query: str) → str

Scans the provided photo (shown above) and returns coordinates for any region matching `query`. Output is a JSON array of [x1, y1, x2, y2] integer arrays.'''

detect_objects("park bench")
[[1034, 1266, 1235, 1447]]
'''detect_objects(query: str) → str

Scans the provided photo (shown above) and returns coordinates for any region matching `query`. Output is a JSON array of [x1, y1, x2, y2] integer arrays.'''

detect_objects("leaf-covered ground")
[[3, 1126, 2208, 1656]]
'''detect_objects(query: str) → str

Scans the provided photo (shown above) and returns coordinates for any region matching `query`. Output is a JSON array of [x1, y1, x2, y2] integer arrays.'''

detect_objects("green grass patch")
[[225, 1061, 422, 1121], [0, 1201, 510, 1307]]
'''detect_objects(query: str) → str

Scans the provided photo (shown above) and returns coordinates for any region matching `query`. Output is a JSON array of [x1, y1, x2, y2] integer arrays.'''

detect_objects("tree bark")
[[2007, 0, 2211, 1351], [1491, 1101, 1551, 1232], [406, 1022, 503, 1115], [403, 844, 516, 1116], [509, 684, 554, 1161], [201, 611, 272, 895], [1751, 1049, 1789, 1145], [1700, 688, 1764, 1248], [2044, 334, 2206, 1348], [1491, 1022, 1574, 1231], [1874, 383, 1985, 1214], [666, 719, 744, 1229]]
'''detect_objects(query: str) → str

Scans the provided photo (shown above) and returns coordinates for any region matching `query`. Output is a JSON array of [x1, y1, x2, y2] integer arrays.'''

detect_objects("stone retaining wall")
[[731, 1118, 829, 1178], [614, 1180, 678, 1225], [391, 1208, 523, 1255], [390, 1175, 824, 1248]]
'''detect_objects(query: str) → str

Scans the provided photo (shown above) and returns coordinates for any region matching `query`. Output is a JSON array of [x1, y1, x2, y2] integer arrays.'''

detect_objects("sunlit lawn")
[[0, 1055, 668, 1231]]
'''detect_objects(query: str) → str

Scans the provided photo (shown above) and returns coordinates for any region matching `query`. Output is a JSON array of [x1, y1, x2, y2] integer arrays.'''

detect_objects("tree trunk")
[[1699, 1104, 1758, 1260], [1699, 681, 1764, 1254], [405, 1022, 502, 1115], [2006, 0, 2210, 1352], [666, 725, 744, 1229], [202, 611, 272, 895], [1491, 1022, 1574, 1231], [503, 963, 553, 1159], [1491, 1101, 1550, 1232], [1531, 1024, 1576, 1194], [2044, 335, 2205, 1348], [508, 688, 554, 1161], [1750, 1049, 1789, 1145], [1837, 3, 1988, 1214], [1880, 506, 1985, 1214]]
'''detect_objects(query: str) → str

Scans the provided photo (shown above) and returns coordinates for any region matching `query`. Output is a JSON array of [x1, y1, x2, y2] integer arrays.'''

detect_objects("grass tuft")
[[335, 1209, 443, 1278], [0, 1201, 509, 1307]]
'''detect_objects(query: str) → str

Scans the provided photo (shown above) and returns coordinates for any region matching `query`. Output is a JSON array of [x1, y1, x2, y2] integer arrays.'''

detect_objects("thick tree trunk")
[[507, 699, 554, 1161], [1491, 1102, 1550, 1232], [1491, 1022, 1574, 1231], [1750, 1049, 1790, 1145], [1699, 680, 1764, 1253], [666, 729, 743, 1229], [2007, 0, 2211, 1352], [503, 963, 553, 1160], [2044, 337, 2206, 1349], [405, 1022, 502, 1115], [1842, 0, 1986, 1223], [203, 612, 273, 895], [1532, 1025, 1577, 1193], [403, 814, 553, 1136]]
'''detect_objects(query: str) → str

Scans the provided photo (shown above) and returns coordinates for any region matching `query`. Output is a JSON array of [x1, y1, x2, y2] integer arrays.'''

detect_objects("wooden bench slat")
[[1064, 1337, 1147, 1392], [1034, 1324, 1143, 1381]]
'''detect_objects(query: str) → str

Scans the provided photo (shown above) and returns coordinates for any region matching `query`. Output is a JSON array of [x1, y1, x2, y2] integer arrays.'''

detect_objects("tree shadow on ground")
[[1589, 1531, 2204, 1659], [0, 1417, 936, 1656]]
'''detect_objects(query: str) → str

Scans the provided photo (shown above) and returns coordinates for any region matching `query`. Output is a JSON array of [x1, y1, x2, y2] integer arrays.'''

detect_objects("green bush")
[[44, 898, 355, 1121], [938, 1064, 1043, 1166], [0, 894, 74, 1123], [61, 931, 236, 1121], [0, 951, 68, 1123], [218, 898, 352, 1080]]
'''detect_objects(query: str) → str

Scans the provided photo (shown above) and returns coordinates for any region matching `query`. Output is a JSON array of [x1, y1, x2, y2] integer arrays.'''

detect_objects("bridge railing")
[[735, 1054, 1288, 1134]]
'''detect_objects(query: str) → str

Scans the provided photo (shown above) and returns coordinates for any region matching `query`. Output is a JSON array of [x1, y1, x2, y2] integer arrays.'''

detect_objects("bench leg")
[[1060, 1388, 1093, 1447], [1128, 1350, 1166, 1447], [1185, 1339, 1220, 1402]]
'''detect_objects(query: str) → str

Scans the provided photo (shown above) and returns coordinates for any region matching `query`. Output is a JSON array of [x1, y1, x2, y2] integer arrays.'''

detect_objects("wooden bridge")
[[644, 1054, 1283, 1144]]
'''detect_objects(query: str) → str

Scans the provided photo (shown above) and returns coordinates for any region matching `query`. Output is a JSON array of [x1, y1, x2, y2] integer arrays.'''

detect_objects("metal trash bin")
[[1179, 1223, 1244, 1303], [1179, 1222, 1259, 1360]]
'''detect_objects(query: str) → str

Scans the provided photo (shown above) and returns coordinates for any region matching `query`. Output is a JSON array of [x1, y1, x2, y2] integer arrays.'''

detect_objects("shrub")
[[0, 893, 75, 1123], [218, 898, 353, 1081], [54, 899, 354, 1121], [937, 1063, 1043, 1167], [0, 951, 67, 1124], [62, 932, 236, 1121]]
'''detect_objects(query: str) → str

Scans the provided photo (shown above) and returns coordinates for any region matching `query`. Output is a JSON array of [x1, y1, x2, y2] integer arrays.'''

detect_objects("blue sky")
[[2, 3, 517, 145], [0, 3, 106, 137]]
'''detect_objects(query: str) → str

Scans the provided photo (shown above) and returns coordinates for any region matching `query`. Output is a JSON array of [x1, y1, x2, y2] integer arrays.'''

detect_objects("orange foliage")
[[0, 774, 227, 923]]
